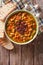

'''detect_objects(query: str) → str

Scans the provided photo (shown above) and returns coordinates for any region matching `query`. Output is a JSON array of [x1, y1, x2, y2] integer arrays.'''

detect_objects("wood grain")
[[10, 44, 33, 65], [21, 44, 33, 65], [10, 45, 22, 65], [34, 33, 43, 65], [0, 46, 10, 65]]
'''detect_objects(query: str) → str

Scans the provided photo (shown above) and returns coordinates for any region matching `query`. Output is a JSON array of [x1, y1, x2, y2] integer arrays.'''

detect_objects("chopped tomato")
[[16, 16, 21, 20]]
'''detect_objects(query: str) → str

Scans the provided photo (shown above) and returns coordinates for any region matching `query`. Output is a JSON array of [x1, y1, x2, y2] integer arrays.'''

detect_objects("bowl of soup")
[[5, 10, 38, 45]]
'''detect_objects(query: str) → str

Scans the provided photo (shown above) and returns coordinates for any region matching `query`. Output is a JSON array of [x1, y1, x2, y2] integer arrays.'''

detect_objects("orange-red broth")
[[6, 11, 37, 43]]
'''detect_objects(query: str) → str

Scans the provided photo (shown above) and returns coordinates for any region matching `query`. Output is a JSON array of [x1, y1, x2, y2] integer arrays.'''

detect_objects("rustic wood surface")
[[0, 0, 43, 65]]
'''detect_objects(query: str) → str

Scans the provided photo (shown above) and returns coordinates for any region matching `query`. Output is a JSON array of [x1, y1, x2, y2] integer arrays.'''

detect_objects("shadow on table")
[[33, 32, 43, 65]]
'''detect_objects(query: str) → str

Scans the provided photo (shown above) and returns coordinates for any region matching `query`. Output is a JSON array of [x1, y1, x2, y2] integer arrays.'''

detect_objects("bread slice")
[[0, 36, 14, 50]]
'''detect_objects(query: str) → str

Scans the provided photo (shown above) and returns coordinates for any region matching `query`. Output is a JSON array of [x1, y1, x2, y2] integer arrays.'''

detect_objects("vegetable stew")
[[6, 11, 37, 43]]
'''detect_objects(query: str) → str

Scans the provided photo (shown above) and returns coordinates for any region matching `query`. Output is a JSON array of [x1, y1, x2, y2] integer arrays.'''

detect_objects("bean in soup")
[[6, 11, 37, 43]]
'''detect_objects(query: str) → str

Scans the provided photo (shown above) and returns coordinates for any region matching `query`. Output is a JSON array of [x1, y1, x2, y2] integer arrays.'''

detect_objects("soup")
[[6, 11, 37, 43]]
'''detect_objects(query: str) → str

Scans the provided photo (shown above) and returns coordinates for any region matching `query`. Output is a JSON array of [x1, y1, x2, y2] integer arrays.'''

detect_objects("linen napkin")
[[0, 2, 17, 38], [0, 2, 17, 50]]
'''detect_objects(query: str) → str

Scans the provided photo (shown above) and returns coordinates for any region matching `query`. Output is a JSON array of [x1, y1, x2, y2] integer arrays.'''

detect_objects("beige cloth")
[[0, 2, 17, 50], [0, 2, 17, 38]]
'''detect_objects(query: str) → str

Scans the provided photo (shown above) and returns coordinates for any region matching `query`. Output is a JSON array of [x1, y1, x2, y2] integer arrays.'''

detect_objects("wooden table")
[[0, 0, 43, 65]]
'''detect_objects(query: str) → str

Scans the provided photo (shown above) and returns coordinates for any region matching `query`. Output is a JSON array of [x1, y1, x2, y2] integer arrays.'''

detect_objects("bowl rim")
[[5, 9, 39, 45]]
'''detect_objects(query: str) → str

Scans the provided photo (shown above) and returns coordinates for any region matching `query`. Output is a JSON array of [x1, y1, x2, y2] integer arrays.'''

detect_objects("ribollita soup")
[[6, 11, 37, 43]]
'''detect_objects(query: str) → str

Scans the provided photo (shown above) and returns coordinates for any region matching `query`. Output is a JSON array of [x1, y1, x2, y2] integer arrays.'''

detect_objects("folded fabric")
[[0, 2, 17, 38], [0, 2, 17, 20], [0, 20, 5, 38]]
